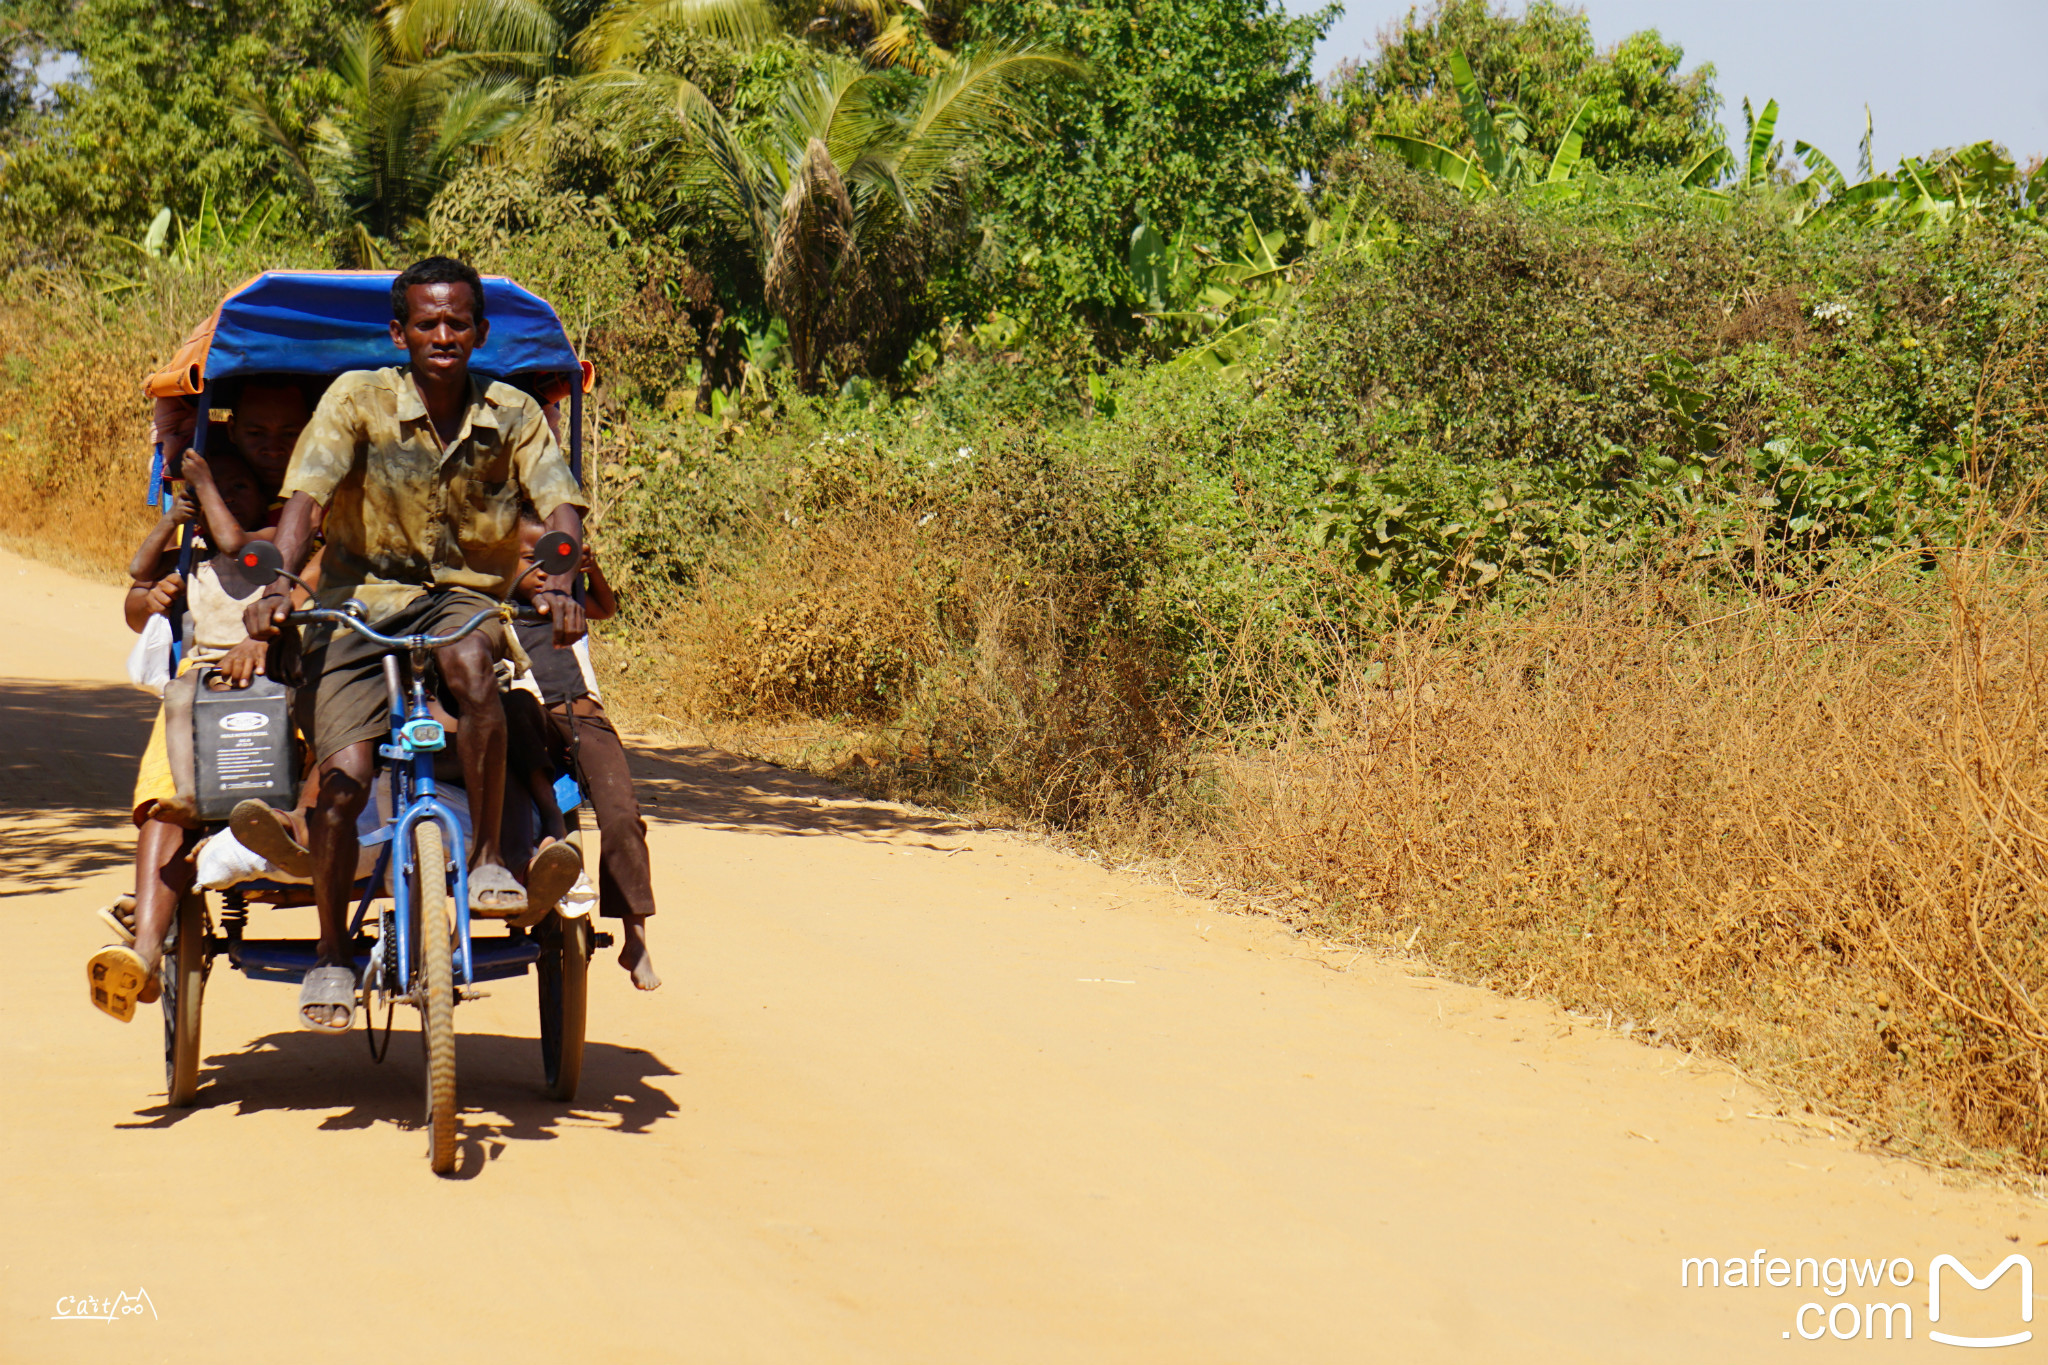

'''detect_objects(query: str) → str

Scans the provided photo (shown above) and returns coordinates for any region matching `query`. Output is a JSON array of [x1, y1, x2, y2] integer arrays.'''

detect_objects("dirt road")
[[1, 545, 2040, 1363]]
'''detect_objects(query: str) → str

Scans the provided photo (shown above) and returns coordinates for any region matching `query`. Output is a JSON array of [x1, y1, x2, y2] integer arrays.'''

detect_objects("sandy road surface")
[[1, 544, 2042, 1363]]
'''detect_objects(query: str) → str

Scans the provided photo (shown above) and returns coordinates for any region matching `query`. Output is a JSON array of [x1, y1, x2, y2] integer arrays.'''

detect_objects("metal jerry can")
[[191, 675, 300, 821]]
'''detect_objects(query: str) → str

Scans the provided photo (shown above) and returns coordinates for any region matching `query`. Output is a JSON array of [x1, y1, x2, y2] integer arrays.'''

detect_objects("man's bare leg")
[[304, 742, 374, 1028], [436, 633, 517, 906]]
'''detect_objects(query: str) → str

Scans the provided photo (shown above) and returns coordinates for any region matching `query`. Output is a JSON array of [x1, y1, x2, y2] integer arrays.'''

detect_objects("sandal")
[[298, 965, 356, 1033], [509, 841, 583, 930], [468, 862, 527, 918], [230, 799, 312, 878], [88, 945, 156, 1023], [97, 896, 137, 948]]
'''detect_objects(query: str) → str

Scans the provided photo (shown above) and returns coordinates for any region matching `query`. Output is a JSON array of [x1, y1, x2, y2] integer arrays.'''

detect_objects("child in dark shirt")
[[509, 512, 660, 990]]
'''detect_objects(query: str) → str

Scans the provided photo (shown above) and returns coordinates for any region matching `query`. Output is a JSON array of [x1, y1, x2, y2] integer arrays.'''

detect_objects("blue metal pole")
[[167, 388, 210, 670]]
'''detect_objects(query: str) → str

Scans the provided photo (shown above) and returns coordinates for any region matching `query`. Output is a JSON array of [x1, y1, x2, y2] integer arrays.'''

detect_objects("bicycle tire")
[[537, 912, 589, 1102], [161, 891, 207, 1107], [414, 820, 459, 1174]]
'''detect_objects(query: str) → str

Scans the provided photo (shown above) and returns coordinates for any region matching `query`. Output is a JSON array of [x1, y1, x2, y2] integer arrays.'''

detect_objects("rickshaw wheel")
[[414, 822, 459, 1175], [537, 911, 589, 1102], [162, 891, 207, 1107]]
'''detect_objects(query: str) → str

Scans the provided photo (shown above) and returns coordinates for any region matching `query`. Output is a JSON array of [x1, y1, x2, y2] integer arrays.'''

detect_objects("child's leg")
[[131, 816, 194, 982], [555, 699, 659, 989]]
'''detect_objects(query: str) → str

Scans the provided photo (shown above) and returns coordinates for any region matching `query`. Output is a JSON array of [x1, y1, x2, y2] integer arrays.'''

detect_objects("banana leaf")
[[1373, 132, 1493, 198], [1544, 98, 1590, 184]]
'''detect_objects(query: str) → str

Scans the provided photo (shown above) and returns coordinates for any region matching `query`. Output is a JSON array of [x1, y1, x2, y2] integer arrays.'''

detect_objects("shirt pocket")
[[460, 476, 520, 552]]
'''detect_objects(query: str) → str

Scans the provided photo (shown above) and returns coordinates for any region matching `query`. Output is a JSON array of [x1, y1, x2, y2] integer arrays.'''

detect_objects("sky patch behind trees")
[[1296, 0, 2048, 173]]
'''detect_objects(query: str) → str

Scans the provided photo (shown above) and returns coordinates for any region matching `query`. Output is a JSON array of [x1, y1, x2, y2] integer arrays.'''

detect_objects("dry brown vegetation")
[[1157, 549, 2048, 1170], [0, 269, 243, 578], [587, 350, 2048, 1177], [605, 494, 2048, 1173]]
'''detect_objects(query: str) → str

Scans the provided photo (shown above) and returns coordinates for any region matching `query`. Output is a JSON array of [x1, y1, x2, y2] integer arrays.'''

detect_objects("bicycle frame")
[[367, 642, 476, 992]]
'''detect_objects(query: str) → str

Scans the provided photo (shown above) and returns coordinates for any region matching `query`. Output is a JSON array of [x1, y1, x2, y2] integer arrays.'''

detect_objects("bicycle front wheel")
[[413, 820, 458, 1174]]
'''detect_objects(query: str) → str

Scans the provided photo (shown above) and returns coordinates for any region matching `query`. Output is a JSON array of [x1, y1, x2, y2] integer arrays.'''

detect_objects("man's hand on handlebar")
[[216, 637, 267, 688]]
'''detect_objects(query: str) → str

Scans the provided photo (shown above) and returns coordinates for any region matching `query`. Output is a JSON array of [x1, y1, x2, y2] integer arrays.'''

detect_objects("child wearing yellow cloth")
[[90, 448, 282, 1022]]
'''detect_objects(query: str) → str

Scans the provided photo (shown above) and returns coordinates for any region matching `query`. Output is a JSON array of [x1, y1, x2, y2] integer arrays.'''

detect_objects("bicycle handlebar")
[[284, 602, 546, 651]]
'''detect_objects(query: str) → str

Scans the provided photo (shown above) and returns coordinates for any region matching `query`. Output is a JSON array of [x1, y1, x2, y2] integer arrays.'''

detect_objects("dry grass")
[[0, 268, 244, 579], [601, 495, 1184, 825], [1073, 538, 2042, 1174]]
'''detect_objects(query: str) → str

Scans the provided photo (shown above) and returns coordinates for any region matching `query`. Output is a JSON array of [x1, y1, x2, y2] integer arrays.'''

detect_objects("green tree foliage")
[[243, 0, 582, 254], [1322, 0, 1719, 173], [962, 0, 1335, 342], [0, 0, 371, 243], [624, 43, 1076, 388]]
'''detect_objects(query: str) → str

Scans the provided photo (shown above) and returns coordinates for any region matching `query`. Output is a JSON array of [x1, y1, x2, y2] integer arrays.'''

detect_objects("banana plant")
[[1691, 97, 1779, 206], [1130, 193, 1396, 380], [1371, 51, 1591, 201], [1792, 118, 2037, 236], [100, 187, 286, 293]]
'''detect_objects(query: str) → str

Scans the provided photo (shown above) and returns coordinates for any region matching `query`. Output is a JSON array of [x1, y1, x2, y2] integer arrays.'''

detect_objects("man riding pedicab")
[[240, 255, 587, 1033]]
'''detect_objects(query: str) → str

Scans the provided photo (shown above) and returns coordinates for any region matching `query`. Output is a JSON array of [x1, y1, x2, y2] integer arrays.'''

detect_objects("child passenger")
[[89, 449, 280, 1022], [510, 510, 660, 990]]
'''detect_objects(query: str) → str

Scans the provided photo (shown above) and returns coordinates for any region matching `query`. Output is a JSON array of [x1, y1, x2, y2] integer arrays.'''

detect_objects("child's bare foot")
[[619, 915, 660, 991]]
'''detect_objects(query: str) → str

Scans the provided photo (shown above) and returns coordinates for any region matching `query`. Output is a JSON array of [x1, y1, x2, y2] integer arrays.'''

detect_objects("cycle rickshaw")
[[138, 270, 603, 1173]]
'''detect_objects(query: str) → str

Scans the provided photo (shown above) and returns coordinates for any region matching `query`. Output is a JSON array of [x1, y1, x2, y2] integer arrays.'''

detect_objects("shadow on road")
[[121, 1030, 680, 1177], [0, 679, 155, 892], [626, 739, 974, 846], [5, 674, 969, 898]]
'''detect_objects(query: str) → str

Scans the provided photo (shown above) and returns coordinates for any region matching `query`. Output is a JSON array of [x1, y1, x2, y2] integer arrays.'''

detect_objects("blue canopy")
[[146, 270, 583, 396]]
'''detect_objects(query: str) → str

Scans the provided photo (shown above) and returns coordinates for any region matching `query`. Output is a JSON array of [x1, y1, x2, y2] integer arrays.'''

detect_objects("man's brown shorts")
[[297, 589, 507, 763]]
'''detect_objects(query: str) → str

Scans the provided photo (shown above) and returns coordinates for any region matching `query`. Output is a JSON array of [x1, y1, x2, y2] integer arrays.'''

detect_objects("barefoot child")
[[512, 510, 660, 989]]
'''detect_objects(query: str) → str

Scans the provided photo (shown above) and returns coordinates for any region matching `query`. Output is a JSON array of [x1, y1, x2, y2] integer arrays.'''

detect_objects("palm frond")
[[575, 0, 777, 70], [233, 80, 329, 219], [383, 0, 564, 67], [764, 136, 861, 386], [418, 77, 529, 197], [893, 43, 1083, 205]]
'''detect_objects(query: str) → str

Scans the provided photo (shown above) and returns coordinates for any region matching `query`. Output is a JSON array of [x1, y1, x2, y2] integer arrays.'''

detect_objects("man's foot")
[[230, 799, 312, 878], [297, 965, 356, 1033], [87, 945, 159, 1022], [619, 916, 661, 991], [468, 861, 527, 918], [511, 840, 582, 930]]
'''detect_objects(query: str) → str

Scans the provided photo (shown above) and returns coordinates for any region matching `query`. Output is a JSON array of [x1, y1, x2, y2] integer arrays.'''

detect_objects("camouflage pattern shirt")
[[280, 365, 585, 621]]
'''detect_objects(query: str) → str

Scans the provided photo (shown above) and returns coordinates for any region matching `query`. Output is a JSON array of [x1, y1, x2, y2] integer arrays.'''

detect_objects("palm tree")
[[591, 37, 1076, 389], [244, 0, 566, 255], [573, 5, 1073, 388]]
